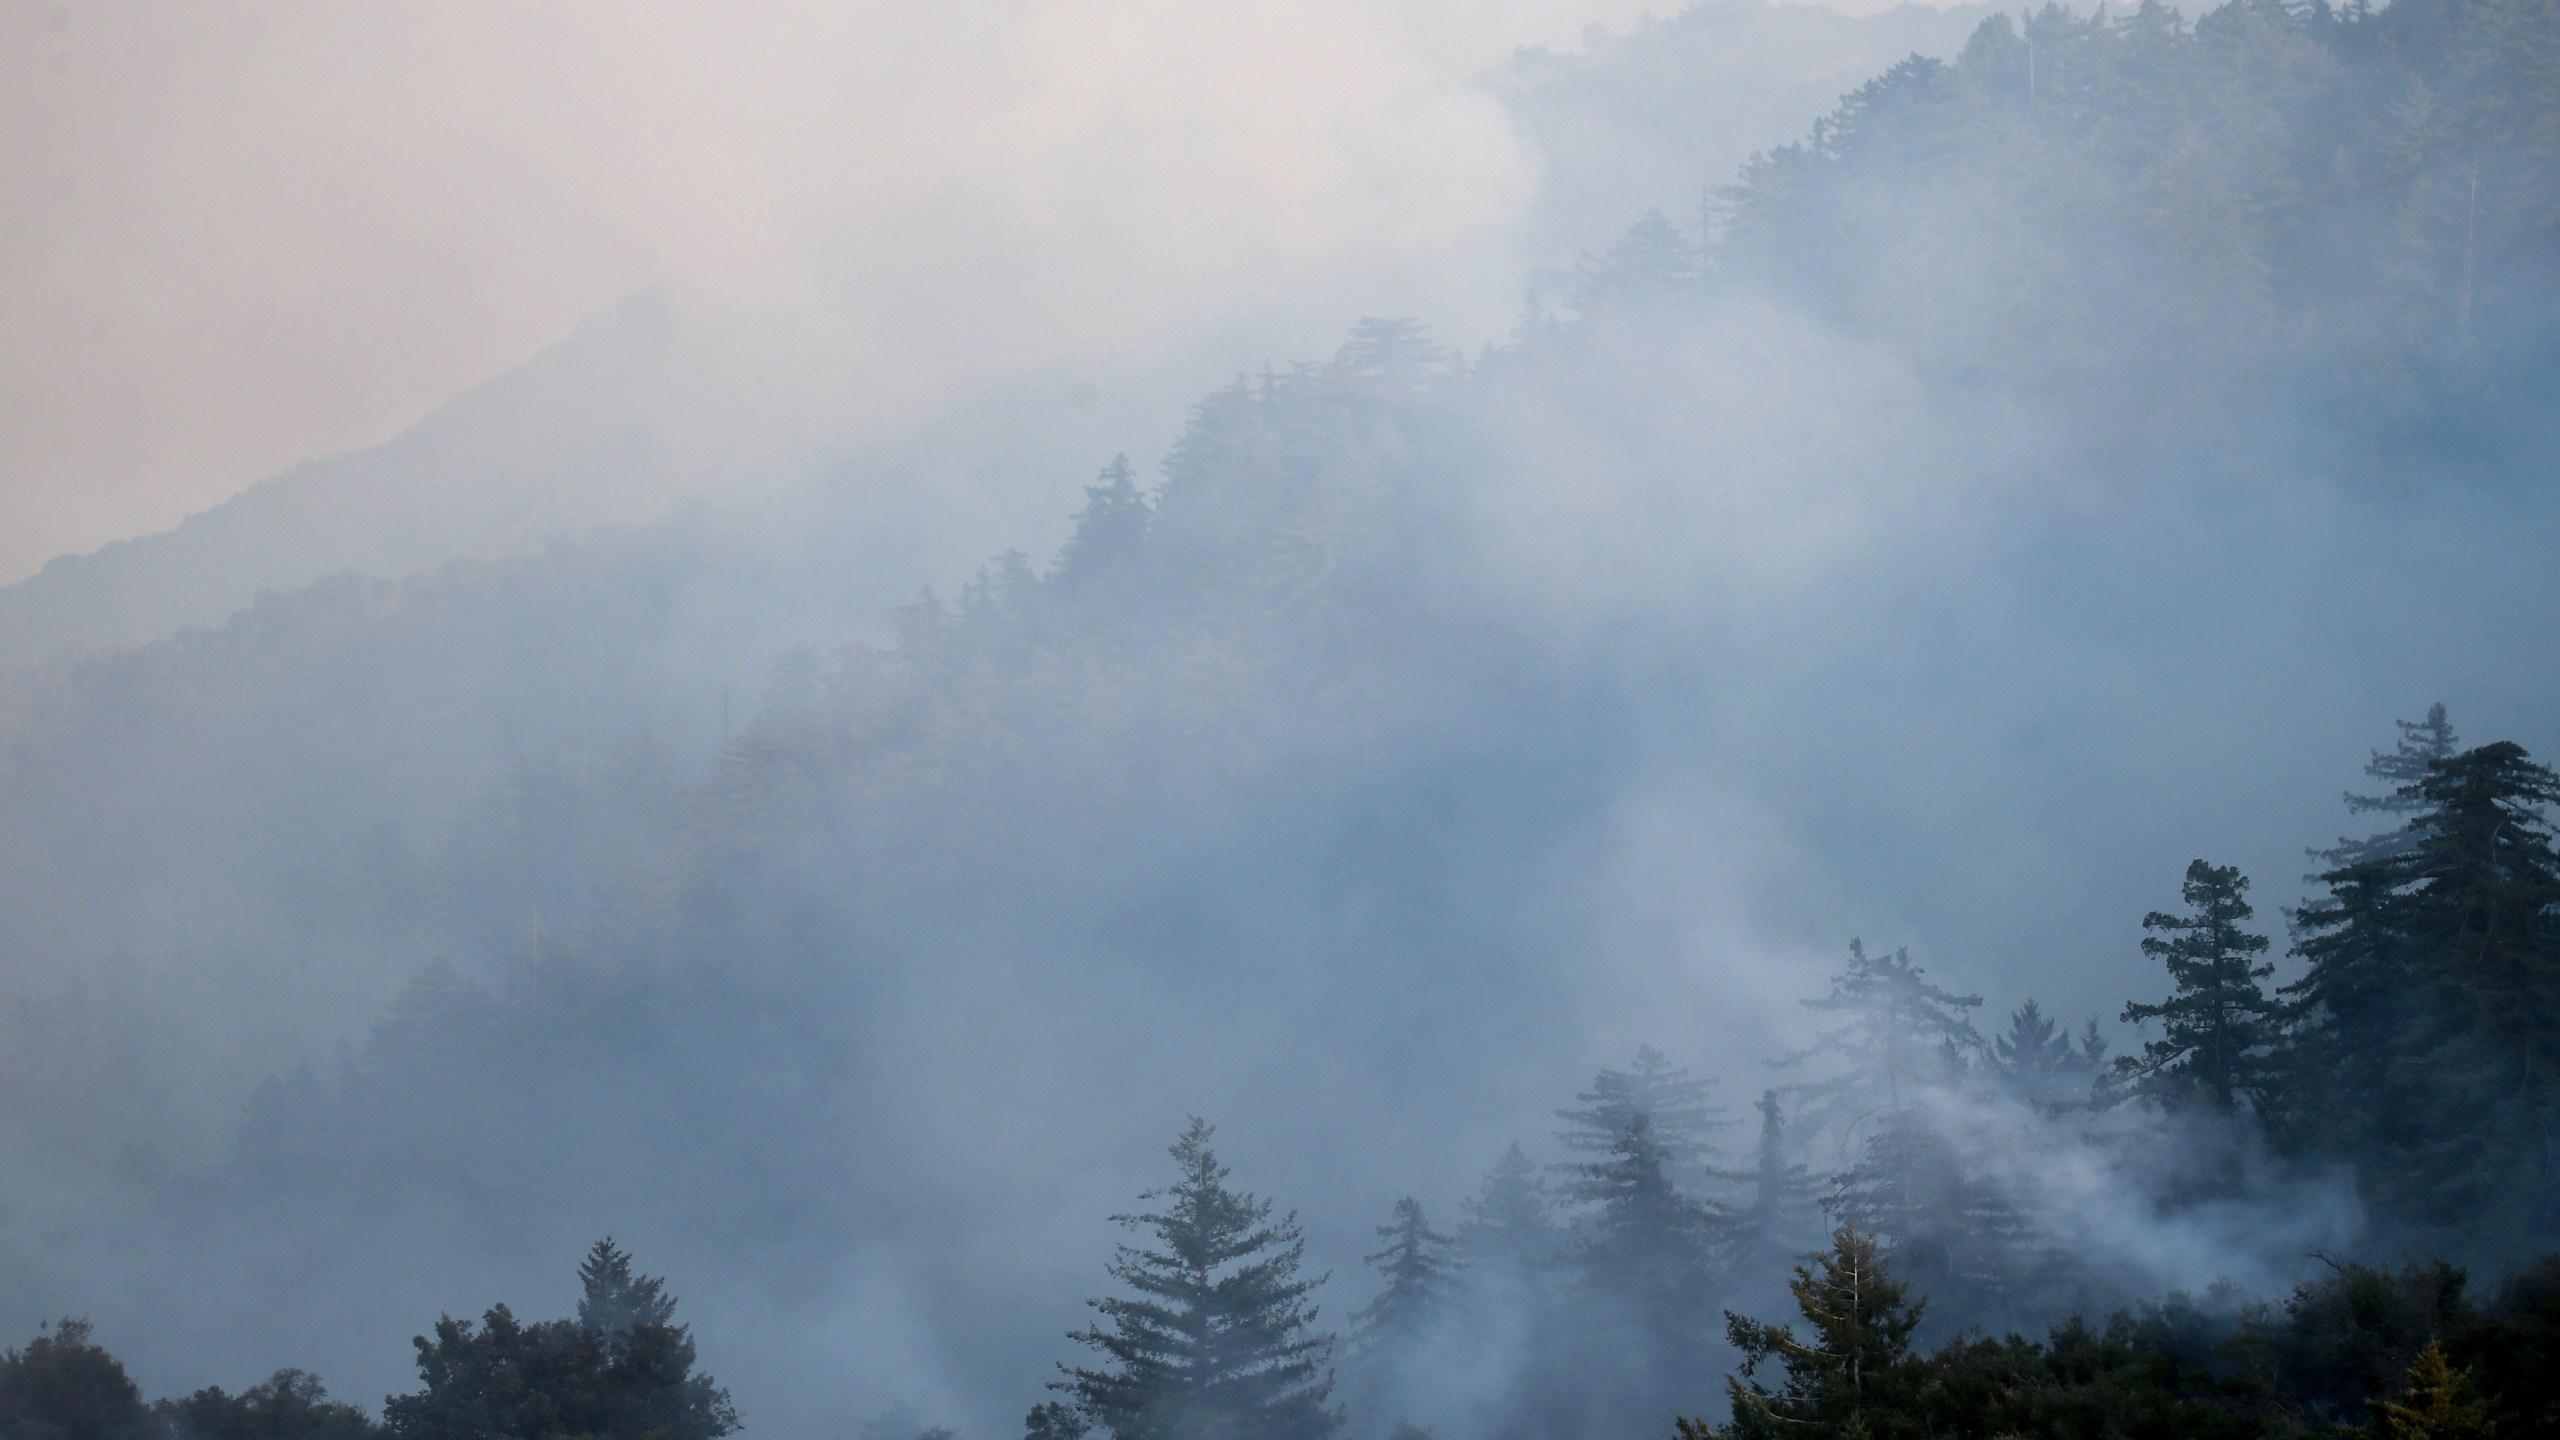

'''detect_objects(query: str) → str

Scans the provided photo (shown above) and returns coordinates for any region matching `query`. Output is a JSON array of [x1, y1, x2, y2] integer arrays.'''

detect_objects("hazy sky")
[[0, 0, 1831, 585]]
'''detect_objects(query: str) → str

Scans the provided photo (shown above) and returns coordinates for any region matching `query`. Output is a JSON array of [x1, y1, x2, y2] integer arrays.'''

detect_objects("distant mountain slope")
[[0, 0, 2013, 675], [1495, 0, 1996, 262], [0, 291, 832, 671]]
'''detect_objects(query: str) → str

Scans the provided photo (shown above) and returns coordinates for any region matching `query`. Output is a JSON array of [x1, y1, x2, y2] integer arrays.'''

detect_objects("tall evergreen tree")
[[1052, 456, 1154, 616], [1782, 947, 2028, 1328], [2283, 851, 2408, 1157], [2369, 1340, 2491, 1440], [577, 1237, 680, 1344], [2116, 860, 2279, 1114], [1821, 1099, 2030, 1330], [1571, 209, 1699, 312], [1713, 1090, 1823, 1283], [1554, 1114, 1726, 1440], [2288, 739, 2560, 1254], [1056, 1119, 1340, 1440], [1780, 940, 1985, 1138], [1330, 318, 1453, 391], [2312, 704, 2460, 871], [1690, 1226, 1929, 1440], [1349, 1199, 1458, 1358], [2373, 743, 2560, 1249], [1454, 1144, 1558, 1275], [1990, 1000, 2107, 1110], [1564, 1115, 1722, 1291], [1555, 1045, 1728, 1180]]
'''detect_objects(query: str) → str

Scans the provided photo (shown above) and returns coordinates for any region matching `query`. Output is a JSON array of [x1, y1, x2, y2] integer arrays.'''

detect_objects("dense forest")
[[3, 0, 2559, 1434]]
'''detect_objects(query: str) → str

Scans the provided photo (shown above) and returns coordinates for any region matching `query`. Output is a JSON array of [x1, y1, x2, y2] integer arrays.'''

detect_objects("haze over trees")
[[0, 0, 2557, 1434]]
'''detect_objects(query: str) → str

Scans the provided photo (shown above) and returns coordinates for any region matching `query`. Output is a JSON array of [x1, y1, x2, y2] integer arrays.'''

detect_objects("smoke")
[[3, 2, 2558, 1438], [0, 0, 1672, 583]]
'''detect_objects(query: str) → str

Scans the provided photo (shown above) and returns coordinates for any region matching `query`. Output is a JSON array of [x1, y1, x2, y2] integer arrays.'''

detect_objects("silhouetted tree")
[[1714, 1090, 1823, 1283], [1055, 1119, 1340, 1440], [157, 1369, 380, 1440], [0, 1319, 158, 1440], [577, 1237, 680, 1340], [1555, 1045, 1727, 1180], [1696, 1226, 1928, 1440], [1052, 456, 1154, 620], [382, 1241, 735, 1440], [1454, 1143, 1558, 1275], [1990, 1000, 2106, 1110], [2116, 860, 2278, 1114], [1782, 940, 1985, 1133], [1350, 1199, 1457, 1358], [2313, 704, 2460, 871]]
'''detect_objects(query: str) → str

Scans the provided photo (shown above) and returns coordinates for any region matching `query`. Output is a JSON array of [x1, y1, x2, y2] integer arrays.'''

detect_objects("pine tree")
[[1551, 1112, 1725, 1440], [2311, 704, 2459, 872], [1349, 1198, 1458, 1358], [1554, 1107, 1728, 1412], [1990, 999, 2106, 1110], [2281, 853, 2406, 1157], [1331, 319, 1452, 391], [2368, 1340, 2491, 1440], [758, 646, 823, 725], [386, 1240, 735, 1440], [1564, 1115, 1720, 1288], [1714, 1090, 1822, 1282], [1454, 1144, 1558, 1275], [1056, 1119, 1340, 1440], [2115, 860, 2278, 1114], [1555, 1045, 1728, 1180], [1781, 940, 1985, 1133], [1697, 1226, 1929, 1440], [578, 1236, 680, 1339], [2373, 742, 2560, 1249], [1053, 456, 1154, 616], [1821, 1102, 2029, 1330], [2287, 739, 2560, 1253], [1571, 209, 1699, 312]]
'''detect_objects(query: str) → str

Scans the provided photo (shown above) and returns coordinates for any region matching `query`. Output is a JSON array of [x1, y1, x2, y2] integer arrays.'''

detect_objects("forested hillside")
[[1, 0, 2558, 1436]]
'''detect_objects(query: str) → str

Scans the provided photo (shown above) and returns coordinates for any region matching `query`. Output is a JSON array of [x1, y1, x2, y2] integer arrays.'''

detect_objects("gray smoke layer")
[[0, 4, 2556, 1439]]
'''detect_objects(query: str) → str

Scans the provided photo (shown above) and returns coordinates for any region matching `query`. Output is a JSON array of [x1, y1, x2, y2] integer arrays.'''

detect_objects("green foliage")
[[156, 1370, 380, 1440], [1709, 1225, 1930, 1440], [1056, 1119, 1340, 1440], [2287, 739, 2560, 1258], [1696, 1249, 2560, 1439], [381, 1241, 735, 1440], [2117, 860, 2279, 1115], [2368, 1341, 2491, 1439], [0, 1319, 158, 1440]]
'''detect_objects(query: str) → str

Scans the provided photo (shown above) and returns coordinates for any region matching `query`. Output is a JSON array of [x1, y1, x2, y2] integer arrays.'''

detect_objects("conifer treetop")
[[1056, 1119, 1340, 1440]]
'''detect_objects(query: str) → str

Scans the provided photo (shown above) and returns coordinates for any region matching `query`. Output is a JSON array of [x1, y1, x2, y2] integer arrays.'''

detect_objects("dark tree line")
[[0, 1240, 731, 1440], [1023, 708, 2555, 1440], [1679, 1224, 2560, 1439]]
